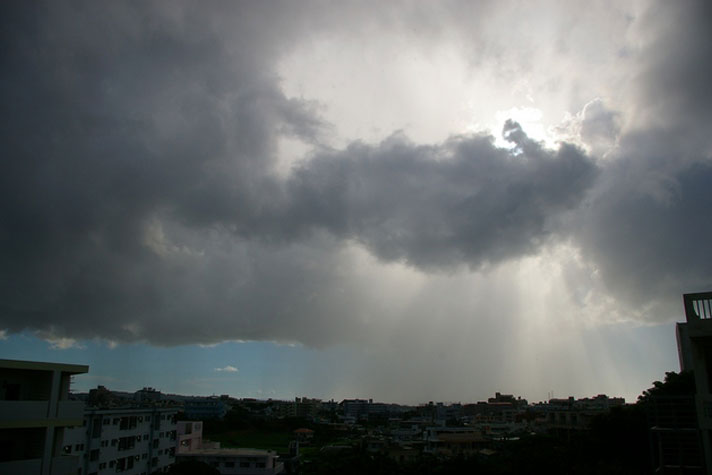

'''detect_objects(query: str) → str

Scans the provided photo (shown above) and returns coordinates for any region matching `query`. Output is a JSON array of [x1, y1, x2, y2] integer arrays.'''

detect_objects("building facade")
[[0, 359, 88, 475], [675, 291, 712, 473], [176, 420, 205, 453], [63, 406, 178, 475]]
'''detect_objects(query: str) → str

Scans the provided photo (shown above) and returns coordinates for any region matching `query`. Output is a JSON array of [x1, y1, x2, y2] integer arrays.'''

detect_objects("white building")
[[63, 406, 178, 475], [0, 359, 88, 475], [176, 420, 206, 453]]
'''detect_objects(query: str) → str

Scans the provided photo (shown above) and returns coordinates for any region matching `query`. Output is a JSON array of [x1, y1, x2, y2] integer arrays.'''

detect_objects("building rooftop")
[[179, 448, 277, 457], [0, 358, 88, 374]]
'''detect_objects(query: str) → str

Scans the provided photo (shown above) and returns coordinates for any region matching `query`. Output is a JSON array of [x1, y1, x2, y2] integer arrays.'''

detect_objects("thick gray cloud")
[[571, 1, 712, 319], [0, 0, 710, 347], [284, 124, 596, 270]]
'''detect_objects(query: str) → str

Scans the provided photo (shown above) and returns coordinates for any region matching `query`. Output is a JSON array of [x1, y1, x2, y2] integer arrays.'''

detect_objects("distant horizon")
[[2, 324, 679, 406]]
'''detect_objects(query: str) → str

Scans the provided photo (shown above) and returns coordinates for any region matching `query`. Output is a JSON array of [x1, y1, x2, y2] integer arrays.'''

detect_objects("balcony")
[[51, 455, 79, 475], [56, 400, 84, 422], [0, 458, 42, 475], [0, 400, 84, 428], [0, 401, 49, 427]]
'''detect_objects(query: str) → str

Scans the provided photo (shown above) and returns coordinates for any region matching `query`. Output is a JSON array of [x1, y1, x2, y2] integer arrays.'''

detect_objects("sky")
[[1, 1, 710, 404]]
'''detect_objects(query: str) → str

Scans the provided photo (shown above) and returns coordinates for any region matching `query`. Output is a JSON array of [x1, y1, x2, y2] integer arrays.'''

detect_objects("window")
[[224, 462, 235, 468], [256, 462, 266, 468], [99, 463, 106, 469], [101, 440, 108, 447], [90, 449, 99, 461], [118, 436, 136, 451], [92, 418, 102, 438], [63, 445, 71, 454], [240, 461, 250, 468], [143, 434, 149, 441], [120, 416, 137, 430]]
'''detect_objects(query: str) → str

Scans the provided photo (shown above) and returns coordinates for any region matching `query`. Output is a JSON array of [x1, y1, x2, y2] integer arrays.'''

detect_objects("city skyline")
[[1, 1, 711, 405]]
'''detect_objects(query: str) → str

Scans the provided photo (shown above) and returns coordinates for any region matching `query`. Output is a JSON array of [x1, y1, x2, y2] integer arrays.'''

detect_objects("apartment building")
[[0, 358, 88, 475], [63, 406, 178, 475]]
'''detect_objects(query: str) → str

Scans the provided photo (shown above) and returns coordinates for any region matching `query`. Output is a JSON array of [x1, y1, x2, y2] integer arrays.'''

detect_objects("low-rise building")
[[177, 448, 284, 475], [423, 427, 485, 456]]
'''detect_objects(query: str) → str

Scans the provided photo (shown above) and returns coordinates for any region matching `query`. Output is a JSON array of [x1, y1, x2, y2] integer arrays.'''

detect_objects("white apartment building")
[[63, 406, 178, 475], [0, 358, 89, 475]]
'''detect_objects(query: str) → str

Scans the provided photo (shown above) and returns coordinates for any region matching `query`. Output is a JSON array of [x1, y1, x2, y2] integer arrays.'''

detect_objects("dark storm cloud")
[[0, 1, 328, 343], [572, 1, 712, 319], [0, 1, 599, 345], [1, 1, 711, 346], [284, 125, 597, 269]]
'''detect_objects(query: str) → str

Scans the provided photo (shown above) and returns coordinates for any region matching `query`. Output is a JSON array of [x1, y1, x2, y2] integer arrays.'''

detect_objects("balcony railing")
[[56, 401, 84, 421], [51, 455, 80, 475], [0, 400, 84, 426], [0, 401, 49, 423], [0, 458, 42, 475], [683, 292, 712, 321]]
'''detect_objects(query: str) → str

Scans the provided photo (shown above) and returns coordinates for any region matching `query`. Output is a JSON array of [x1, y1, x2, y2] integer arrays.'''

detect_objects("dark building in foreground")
[[662, 291, 712, 474]]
